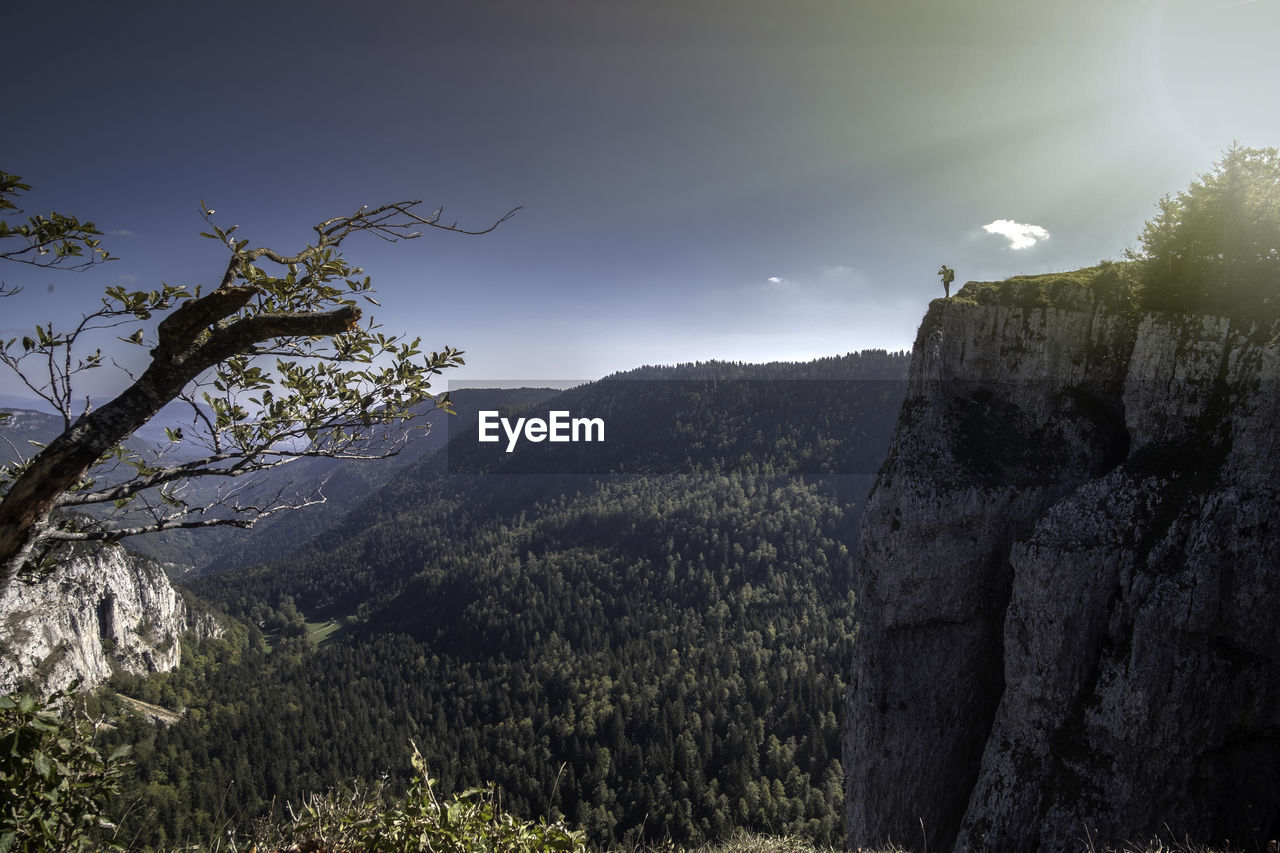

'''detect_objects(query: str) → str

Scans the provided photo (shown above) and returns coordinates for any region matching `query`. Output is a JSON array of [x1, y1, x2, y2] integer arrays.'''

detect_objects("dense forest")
[[97, 350, 910, 849]]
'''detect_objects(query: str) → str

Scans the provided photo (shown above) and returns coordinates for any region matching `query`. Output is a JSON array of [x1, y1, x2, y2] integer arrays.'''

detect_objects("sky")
[[4, 0, 1280, 398]]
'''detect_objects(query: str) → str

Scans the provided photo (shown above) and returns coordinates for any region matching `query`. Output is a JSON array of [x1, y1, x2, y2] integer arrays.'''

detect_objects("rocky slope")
[[844, 271, 1280, 852], [0, 546, 221, 697]]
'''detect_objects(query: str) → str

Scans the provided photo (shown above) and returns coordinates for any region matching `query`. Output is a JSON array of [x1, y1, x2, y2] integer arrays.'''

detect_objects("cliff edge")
[[0, 546, 222, 697], [844, 271, 1280, 851]]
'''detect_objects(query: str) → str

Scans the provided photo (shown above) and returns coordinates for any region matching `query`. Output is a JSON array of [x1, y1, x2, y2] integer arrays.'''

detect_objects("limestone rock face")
[[0, 547, 221, 697], [845, 280, 1280, 852]]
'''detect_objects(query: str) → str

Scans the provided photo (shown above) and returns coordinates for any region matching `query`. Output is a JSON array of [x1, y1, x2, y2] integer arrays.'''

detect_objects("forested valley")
[[97, 350, 909, 849]]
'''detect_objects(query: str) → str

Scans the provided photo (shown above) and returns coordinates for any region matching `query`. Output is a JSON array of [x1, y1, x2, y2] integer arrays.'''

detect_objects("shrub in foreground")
[[0, 685, 130, 852], [243, 742, 586, 853]]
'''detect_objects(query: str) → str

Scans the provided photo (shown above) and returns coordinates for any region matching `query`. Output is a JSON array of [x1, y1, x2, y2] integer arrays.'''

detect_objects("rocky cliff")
[[0, 545, 221, 697], [844, 271, 1280, 852]]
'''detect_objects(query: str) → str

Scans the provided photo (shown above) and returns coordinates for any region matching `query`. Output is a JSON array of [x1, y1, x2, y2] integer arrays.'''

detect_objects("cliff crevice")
[[0, 546, 222, 697]]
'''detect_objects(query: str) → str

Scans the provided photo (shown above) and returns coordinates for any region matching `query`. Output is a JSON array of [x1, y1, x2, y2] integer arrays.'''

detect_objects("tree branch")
[[0, 189, 503, 588]]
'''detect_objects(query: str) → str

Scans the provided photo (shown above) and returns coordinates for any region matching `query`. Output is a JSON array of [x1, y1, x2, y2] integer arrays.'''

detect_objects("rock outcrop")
[[845, 274, 1280, 852], [0, 546, 221, 697]]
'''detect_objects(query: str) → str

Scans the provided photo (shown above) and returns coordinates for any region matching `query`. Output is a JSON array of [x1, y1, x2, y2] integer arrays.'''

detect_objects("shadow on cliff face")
[[947, 383, 1130, 490], [846, 288, 1280, 852], [847, 371, 1138, 852]]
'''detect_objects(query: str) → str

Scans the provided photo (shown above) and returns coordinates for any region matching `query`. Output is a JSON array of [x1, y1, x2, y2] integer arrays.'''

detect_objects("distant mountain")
[[0, 395, 217, 447], [0, 406, 63, 467], [0, 394, 55, 413]]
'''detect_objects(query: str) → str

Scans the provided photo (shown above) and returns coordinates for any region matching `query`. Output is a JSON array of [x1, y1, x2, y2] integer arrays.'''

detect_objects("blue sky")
[[4, 0, 1279, 397]]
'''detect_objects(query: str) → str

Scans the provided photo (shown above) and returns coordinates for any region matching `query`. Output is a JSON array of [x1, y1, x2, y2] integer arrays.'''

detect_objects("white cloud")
[[767, 275, 795, 287], [983, 219, 1050, 250], [108, 229, 136, 237]]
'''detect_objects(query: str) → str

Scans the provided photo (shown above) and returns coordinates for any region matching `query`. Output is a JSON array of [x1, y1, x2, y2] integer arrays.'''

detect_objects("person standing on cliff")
[[938, 264, 955, 297]]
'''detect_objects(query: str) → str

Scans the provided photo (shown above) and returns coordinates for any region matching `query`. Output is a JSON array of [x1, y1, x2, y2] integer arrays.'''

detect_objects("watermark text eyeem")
[[477, 410, 605, 452]]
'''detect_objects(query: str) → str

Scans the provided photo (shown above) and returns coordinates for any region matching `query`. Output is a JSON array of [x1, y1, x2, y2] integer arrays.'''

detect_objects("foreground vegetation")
[[195, 743, 586, 853], [2, 665, 1259, 852], [2, 688, 584, 852]]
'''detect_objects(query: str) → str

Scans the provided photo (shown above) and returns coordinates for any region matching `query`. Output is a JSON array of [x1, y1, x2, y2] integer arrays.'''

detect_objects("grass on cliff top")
[[952, 260, 1139, 313]]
